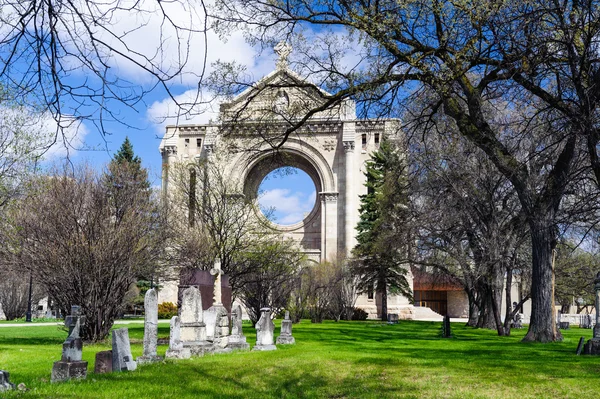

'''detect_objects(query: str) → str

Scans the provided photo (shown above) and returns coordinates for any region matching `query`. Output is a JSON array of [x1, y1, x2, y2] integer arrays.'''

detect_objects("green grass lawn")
[[1, 320, 599, 398]]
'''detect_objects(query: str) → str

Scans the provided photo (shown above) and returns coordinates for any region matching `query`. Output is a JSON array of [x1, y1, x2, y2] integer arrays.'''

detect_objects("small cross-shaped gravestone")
[[65, 305, 86, 342], [51, 305, 88, 382], [276, 311, 295, 345]]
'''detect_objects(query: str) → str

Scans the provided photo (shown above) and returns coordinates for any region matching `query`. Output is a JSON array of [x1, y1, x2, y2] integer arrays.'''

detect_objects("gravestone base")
[[211, 346, 233, 355], [276, 335, 295, 345], [252, 344, 277, 351], [165, 347, 191, 360], [0, 370, 16, 391], [94, 351, 113, 374], [584, 338, 600, 355], [227, 337, 250, 351], [184, 341, 213, 356], [51, 360, 88, 382], [180, 322, 207, 343], [136, 355, 163, 365]]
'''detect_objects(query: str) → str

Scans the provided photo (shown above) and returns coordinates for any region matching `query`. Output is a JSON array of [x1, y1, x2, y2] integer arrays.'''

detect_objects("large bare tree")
[[0, 0, 211, 142], [1, 163, 167, 340], [210, 0, 600, 342]]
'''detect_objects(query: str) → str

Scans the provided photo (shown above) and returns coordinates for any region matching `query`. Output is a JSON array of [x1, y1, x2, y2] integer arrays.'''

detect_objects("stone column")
[[343, 140, 356, 254], [319, 192, 338, 260], [161, 145, 178, 198]]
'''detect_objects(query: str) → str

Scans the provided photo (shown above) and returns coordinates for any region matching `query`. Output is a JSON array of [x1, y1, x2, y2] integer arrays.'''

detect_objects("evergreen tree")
[[105, 137, 150, 222], [352, 138, 412, 321]]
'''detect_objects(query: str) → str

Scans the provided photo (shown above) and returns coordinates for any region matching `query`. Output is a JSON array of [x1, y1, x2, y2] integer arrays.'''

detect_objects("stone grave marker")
[[253, 308, 276, 351], [576, 337, 586, 355], [165, 316, 191, 359], [112, 328, 137, 371], [227, 304, 250, 350], [137, 288, 162, 364], [0, 370, 16, 392], [51, 305, 88, 382], [276, 311, 295, 345], [180, 286, 211, 355], [94, 351, 113, 374], [387, 314, 399, 324]]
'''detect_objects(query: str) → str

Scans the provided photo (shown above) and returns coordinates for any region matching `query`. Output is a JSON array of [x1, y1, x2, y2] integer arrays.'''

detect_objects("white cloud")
[[259, 188, 316, 225], [147, 89, 222, 134]]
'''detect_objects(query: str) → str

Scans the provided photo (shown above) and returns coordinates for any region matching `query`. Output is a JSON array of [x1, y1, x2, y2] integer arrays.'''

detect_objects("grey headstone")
[[180, 286, 207, 344], [387, 313, 399, 324], [165, 316, 191, 359], [112, 328, 137, 371], [0, 370, 15, 392], [227, 305, 249, 351], [51, 305, 88, 383], [276, 310, 295, 345], [253, 308, 276, 351], [94, 351, 113, 373], [137, 289, 162, 364], [576, 337, 585, 355]]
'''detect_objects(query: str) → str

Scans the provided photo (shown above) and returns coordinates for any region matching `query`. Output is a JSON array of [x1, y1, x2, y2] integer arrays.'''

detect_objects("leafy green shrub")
[[351, 308, 368, 321], [158, 302, 177, 319]]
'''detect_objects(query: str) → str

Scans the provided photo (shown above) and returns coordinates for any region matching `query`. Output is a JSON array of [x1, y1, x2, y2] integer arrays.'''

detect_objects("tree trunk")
[[466, 289, 479, 327], [503, 268, 513, 336], [380, 287, 388, 322], [523, 219, 562, 342]]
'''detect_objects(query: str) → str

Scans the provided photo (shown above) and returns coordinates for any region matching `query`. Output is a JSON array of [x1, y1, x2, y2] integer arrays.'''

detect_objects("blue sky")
[[42, 35, 316, 223]]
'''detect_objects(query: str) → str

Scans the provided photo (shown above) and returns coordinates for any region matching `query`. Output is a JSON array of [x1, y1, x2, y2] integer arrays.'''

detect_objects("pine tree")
[[105, 137, 150, 222], [352, 138, 412, 321]]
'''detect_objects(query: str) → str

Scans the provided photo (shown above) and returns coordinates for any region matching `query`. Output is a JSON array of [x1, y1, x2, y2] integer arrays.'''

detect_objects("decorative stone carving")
[[319, 192, 338, 202], [161, 146, 177, 156], [204, 144, 214, 155], [323, 139, 336, 151], [274, 41, 292, 70], [343, 141, 355, 152]]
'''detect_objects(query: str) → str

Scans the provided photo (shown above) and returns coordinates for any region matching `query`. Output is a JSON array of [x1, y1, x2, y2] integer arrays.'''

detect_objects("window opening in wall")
[[196, 138, 202, 147], [367, 284, 374, 299], [184, 138, 189, 148], [374, 133, 380, 145], [362, 134, 367, 149]]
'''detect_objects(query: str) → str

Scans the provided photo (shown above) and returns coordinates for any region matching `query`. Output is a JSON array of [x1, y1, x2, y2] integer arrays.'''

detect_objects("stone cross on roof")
[[275, 41, 292, 70]]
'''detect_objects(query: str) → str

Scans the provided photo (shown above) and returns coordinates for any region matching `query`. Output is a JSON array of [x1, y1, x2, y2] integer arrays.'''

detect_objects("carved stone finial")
[[274, 41, 292, 70]]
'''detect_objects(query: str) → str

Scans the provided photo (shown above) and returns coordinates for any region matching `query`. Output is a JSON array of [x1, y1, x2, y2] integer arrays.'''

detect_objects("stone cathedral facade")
[[159, 46, 415, 319]]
